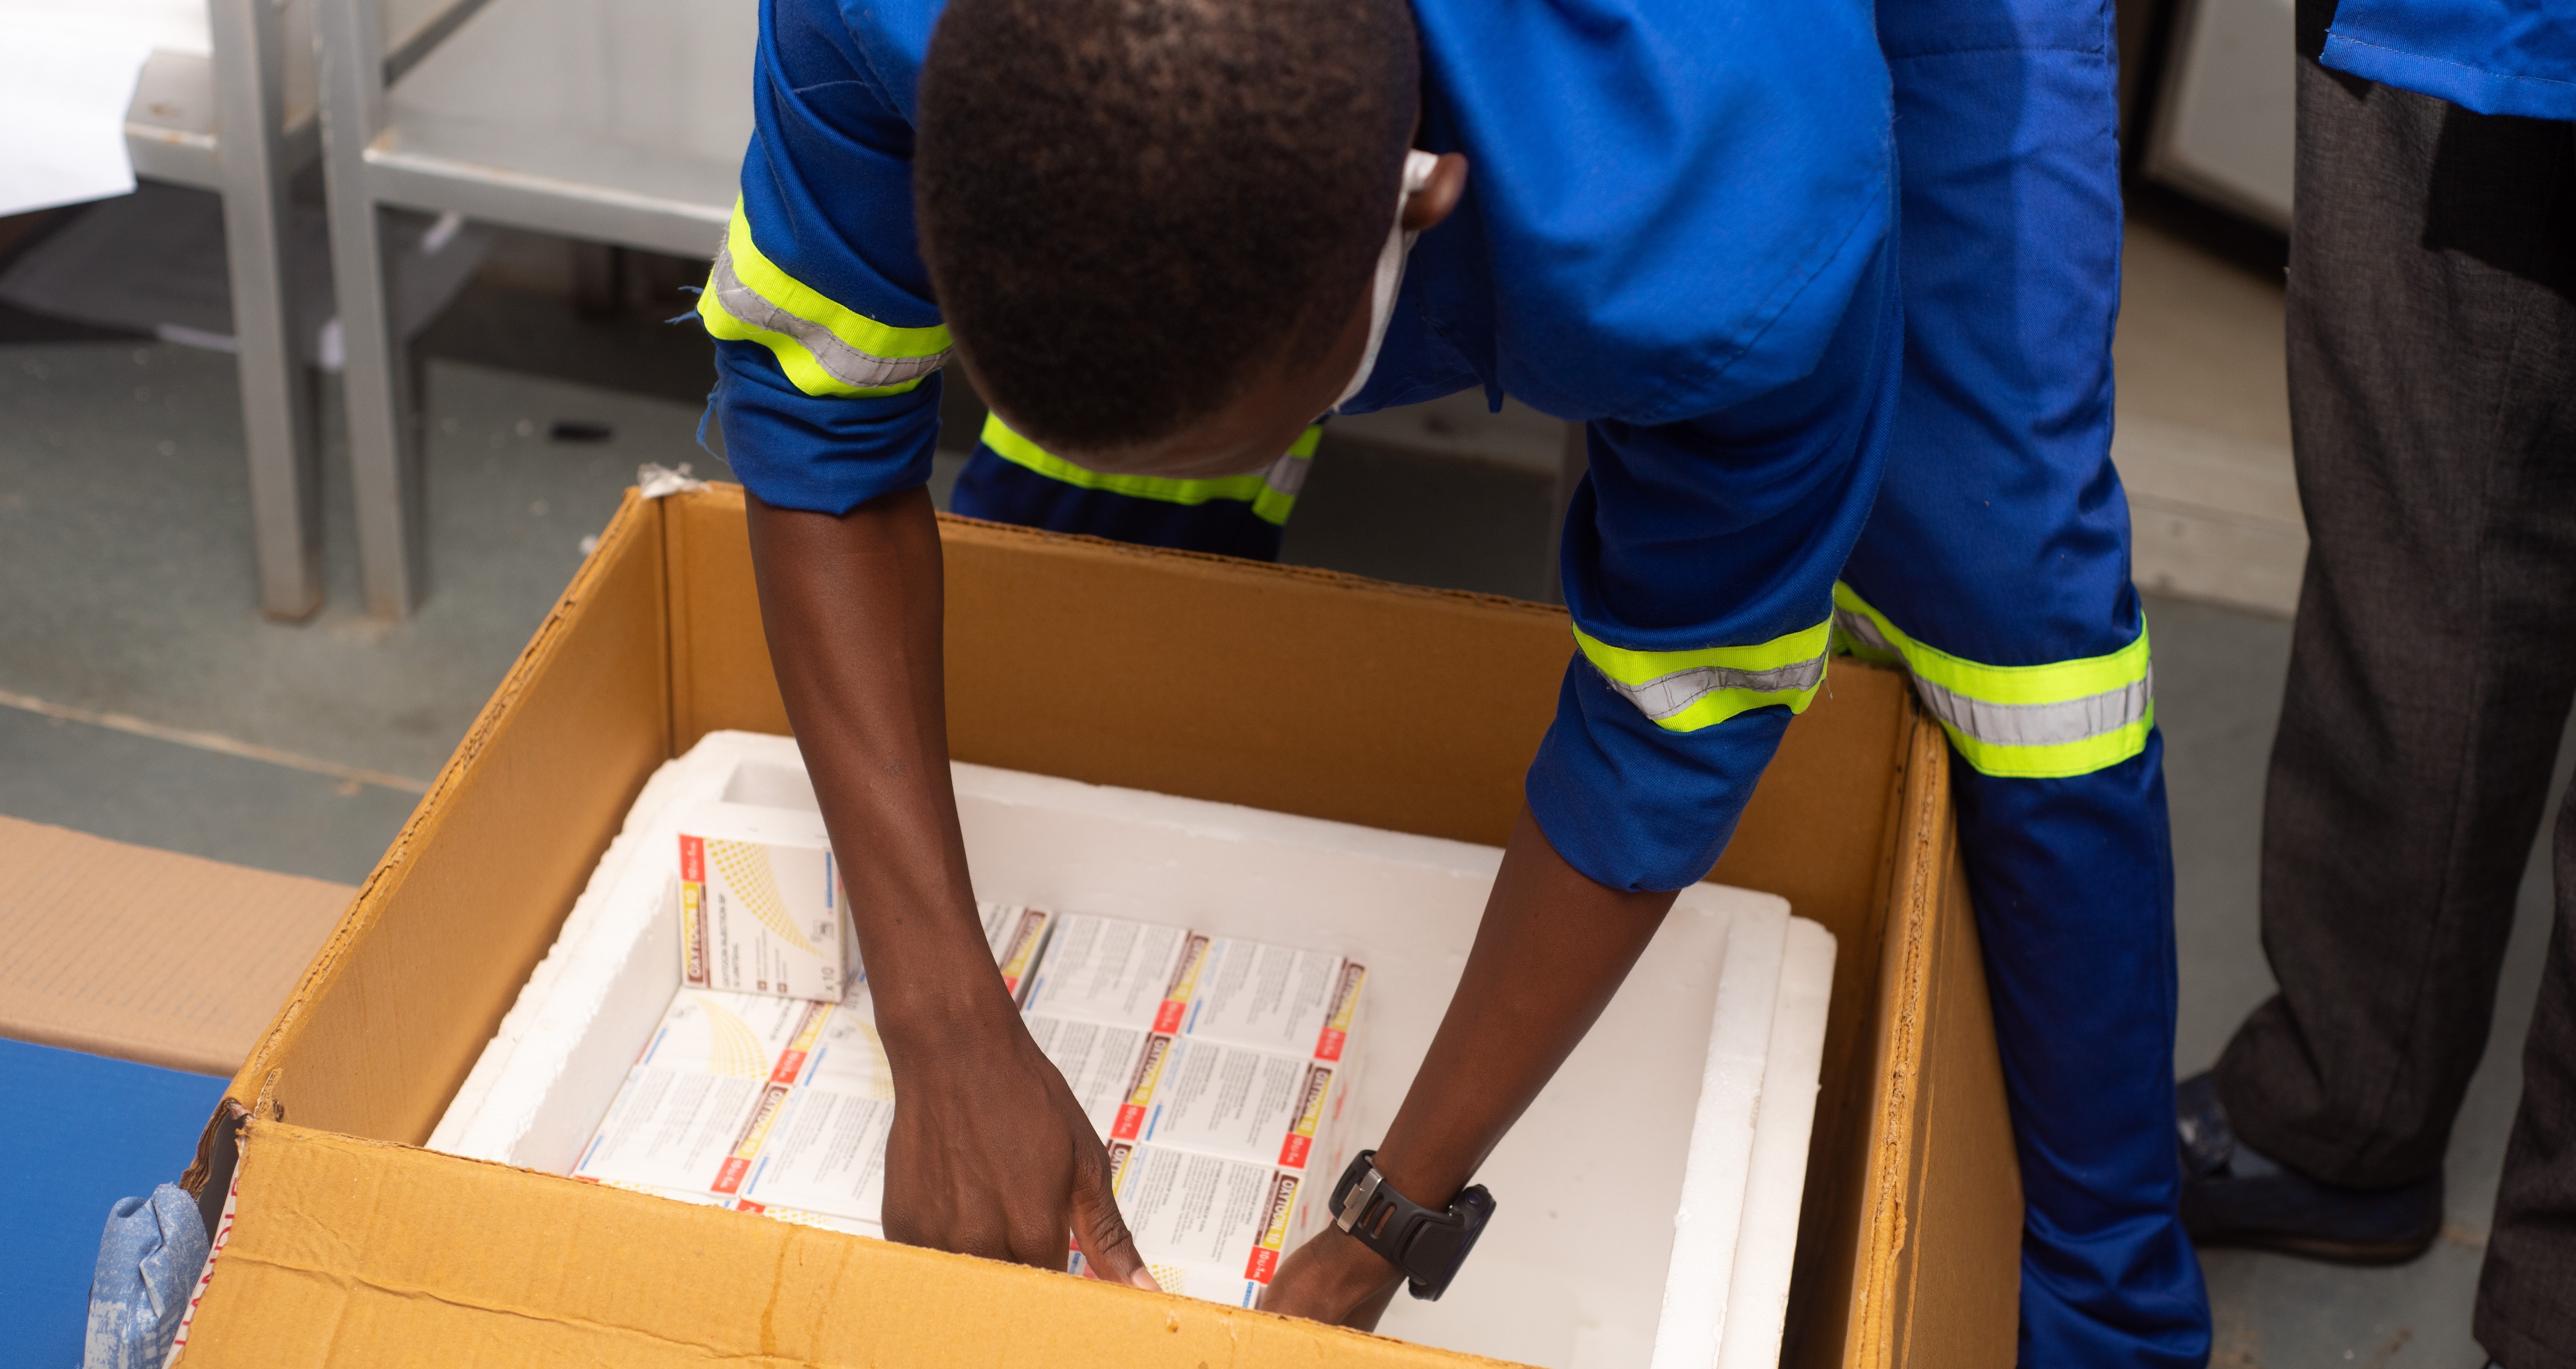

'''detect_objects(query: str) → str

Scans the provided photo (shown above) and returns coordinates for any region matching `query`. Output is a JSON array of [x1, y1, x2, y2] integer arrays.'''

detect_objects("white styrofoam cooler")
[[431, 732, 1834, 1369]]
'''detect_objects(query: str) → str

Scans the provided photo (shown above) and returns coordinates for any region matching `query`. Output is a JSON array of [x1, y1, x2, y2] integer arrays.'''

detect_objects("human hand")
[[880, 1017, 1157, 1291], [1260, 1225, 1405, 1329]]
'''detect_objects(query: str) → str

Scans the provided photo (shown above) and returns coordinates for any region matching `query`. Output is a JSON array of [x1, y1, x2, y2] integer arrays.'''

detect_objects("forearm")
[[744, 487, 1016, 1058], [1371, 806, 1679, 1208]]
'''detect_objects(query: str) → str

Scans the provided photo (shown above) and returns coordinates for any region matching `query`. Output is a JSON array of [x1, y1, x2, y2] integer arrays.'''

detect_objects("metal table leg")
[[210, 0, 324, 621]]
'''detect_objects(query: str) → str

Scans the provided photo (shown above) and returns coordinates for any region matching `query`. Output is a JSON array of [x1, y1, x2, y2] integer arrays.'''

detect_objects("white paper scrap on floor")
[[426, 730, 1834, 1369]]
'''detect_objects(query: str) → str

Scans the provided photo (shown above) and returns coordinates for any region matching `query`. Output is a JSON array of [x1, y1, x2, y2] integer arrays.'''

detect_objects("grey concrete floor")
[[0, 210, 2555, 1366]]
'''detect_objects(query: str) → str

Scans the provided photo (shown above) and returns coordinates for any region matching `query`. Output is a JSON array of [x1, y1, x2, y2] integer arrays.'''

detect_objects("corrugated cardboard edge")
[[1837, 714, 2020, 1369], [180, 1118, 1531, 1369]]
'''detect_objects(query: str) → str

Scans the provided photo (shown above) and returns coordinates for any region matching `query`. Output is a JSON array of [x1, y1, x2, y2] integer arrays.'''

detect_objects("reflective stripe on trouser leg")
[[696, 199, 952, 398], [977, 413, 1319, 526], [1831, 582, 2151, 779], [1571, 619, 1832, 733]]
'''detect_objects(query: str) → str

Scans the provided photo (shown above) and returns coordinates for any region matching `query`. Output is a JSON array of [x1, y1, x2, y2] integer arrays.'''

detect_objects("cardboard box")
[[0, 815, 350, 1077], [168, 484, 2019, 1369], [677, 801, 856, 1002]]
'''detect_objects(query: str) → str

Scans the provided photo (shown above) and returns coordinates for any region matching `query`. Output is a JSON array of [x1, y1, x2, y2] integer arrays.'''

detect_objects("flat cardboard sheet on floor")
[[170, 486, 2021, 1369], [0, 814, 350, 1075]]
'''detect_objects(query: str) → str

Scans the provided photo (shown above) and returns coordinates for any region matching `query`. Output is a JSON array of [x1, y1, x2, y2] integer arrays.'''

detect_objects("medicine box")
[[677, 802, 856, 1002]]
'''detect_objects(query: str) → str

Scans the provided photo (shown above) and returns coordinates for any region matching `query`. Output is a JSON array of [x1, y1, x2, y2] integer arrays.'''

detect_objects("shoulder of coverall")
[[805, 0, 1896, 429]]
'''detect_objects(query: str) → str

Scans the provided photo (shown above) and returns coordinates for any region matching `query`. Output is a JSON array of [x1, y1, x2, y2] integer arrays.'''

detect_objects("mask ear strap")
[[1333, 150, 1443, 413]]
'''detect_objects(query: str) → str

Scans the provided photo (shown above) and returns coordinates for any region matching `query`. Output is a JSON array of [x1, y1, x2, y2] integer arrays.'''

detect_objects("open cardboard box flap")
[[174, 487, 2019, 1369]]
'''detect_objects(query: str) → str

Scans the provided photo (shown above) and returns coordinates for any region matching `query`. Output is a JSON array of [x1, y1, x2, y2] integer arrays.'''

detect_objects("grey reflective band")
[[1598, 654, 1828, 725], [1261, 450, 1312, 499], [708, 247, 949, 392], [1834, 609, 2155, 749]]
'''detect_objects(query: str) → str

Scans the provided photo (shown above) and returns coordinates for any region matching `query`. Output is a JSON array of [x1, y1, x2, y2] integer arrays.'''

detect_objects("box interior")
[[430, 730, 1833, 1369], [193, 487, 2019, 1369]]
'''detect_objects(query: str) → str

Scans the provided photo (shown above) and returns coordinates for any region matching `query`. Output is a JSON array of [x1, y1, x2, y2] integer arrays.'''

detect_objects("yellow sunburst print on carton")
[[708, 838, 822, 956], [693, 995, 773, 1079]]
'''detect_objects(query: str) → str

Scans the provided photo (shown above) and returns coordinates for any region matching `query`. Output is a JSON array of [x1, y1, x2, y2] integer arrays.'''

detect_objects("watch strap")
[[1328, 1150, 1495, 1301]]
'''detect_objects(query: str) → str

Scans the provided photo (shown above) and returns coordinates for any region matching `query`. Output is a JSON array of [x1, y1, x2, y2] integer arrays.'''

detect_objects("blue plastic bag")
[[83, 1184, 207, 1369]]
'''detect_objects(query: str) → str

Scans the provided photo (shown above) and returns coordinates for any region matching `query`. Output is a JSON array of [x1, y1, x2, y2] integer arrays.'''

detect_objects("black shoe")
[[2176, 1071, 2444, 1265]]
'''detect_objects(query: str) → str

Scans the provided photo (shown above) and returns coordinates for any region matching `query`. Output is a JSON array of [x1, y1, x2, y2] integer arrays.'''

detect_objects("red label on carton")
[[1279, 1134, 1311, 1169], [1112, 1103, 1145, 1141], [1153, 933, 1210, 1033], [1245, 1246, 1280, 1283], [679, 834, 704, 884], [1314, 1028, 1345, 1062], [768, 1002, 833, 1086], [714, 1155, 751, 1195]]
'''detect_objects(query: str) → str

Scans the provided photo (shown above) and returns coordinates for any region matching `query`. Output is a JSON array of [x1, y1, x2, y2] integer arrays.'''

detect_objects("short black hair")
[[916, 0, 1419, 451]]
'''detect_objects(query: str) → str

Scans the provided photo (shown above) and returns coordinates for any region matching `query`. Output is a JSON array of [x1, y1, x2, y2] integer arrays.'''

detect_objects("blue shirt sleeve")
[[707, 0, 949, 515], [1527, 233, 1900, 893]]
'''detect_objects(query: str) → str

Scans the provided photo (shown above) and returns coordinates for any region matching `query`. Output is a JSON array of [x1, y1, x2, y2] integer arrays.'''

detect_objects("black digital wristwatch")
[[1328, 1150, 1496, 1301]]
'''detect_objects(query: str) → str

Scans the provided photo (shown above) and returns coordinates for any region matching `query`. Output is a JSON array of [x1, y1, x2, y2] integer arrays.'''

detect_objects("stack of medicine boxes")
[[570, 802, 1366, 1307]]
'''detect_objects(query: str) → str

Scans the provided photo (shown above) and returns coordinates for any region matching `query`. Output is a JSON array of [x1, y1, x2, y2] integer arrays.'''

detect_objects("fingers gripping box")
[[678, 802, 856, 1002]]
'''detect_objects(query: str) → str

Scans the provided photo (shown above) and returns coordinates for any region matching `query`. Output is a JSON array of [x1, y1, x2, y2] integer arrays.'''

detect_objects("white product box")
[[435, 734, 1837, 1369], [1088, 1142, 1304, 1306], [678, 801, 858, 1002], [571, 989, 831, 1199], [737, 997, 897, 1226], [979, 901, 1054, 1002], [1021, 914, 1200, 1033], [1182, 938, 1366, 1064], [1024, 1013, 1160, 1138], [1131, 1036, 1342, 1175]]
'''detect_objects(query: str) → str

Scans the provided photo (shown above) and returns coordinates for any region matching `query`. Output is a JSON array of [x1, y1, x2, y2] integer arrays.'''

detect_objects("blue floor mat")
[[0, 1039, 227, 1369]]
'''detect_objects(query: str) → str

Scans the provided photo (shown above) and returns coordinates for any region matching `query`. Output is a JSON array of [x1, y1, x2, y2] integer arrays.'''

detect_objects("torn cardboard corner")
[[0, 814, 351, 1076]]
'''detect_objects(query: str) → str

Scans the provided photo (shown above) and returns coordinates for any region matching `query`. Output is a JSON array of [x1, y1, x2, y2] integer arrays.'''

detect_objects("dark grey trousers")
[[2211, 58, 2576, 1369]]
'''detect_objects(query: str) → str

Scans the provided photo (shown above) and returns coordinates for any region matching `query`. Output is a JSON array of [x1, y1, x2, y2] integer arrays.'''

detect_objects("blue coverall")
[[697, 0, 2209, 1363]]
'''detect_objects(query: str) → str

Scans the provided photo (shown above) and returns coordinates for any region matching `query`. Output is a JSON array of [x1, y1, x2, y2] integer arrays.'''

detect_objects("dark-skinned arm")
[[745, 486, 1155, 1289], [1260, 806, 1679, 1326]]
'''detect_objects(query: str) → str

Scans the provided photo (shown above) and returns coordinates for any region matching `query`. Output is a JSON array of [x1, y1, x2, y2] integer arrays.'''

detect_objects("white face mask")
[[1332, 149, 1442, 413]]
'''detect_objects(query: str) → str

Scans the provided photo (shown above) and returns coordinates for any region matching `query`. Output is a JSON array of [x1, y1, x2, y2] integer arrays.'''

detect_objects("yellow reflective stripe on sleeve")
[[697, 200, 951, 398], [1831, 582, 2153, 778], [1572, 620, 1832, 733], [981, 414, 1319, 527]]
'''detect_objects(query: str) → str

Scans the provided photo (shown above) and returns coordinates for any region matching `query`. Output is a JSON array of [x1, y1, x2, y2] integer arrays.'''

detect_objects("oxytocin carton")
[[1033, 914, 1367, 1303], [677, 802, 857, 1002]]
